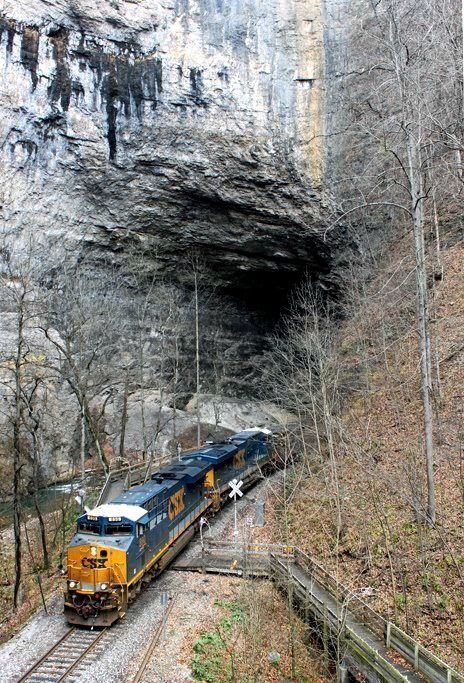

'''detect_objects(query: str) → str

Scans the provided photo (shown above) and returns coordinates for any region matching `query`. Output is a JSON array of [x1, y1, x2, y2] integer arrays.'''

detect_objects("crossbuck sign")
[[229, 479, 243, 542], [228, 478, 243, 499]]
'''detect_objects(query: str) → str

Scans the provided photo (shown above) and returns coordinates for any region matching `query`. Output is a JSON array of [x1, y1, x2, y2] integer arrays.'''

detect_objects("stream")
[[0, 473, 104, 530]]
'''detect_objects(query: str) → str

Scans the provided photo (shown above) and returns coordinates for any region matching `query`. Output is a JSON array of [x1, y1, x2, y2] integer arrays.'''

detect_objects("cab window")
[[78, 521, 100, 534], [106, 524, 132, 535]]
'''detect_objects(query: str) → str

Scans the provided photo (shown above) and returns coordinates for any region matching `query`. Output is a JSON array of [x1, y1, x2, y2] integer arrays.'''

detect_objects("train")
[[63, 429, 278, 626]]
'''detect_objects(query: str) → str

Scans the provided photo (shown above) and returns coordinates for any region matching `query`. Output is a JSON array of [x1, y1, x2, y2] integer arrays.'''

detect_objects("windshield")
[[106, 524, 133, 535], [77, 521, 101, 535]]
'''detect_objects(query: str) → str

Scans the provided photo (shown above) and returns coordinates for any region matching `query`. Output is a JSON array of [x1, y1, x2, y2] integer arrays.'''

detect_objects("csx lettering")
[[168, 488, 185, 520], [81, 557, 108, 569], [233, 450, 245, 469]]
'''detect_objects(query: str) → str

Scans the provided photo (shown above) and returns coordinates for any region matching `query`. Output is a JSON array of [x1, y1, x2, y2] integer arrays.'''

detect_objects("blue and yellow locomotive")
[[64, 429, 276, 625]]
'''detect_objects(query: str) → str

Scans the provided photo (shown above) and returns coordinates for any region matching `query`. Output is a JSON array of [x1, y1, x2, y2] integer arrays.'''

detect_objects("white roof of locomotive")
[[242, 427, 272, 435], [86, 503, 147, 522]]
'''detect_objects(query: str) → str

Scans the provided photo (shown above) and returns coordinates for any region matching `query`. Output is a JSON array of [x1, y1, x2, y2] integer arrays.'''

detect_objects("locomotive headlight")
[[69, 580, 78, 589], [100, 583, 108, 591], [90, 546, 97, 557]]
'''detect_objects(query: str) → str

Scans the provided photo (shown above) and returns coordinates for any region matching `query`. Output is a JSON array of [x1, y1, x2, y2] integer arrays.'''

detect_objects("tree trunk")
[[34, 494, 49, 571], [12, 452, 22, 609], [81, 395, 110, 476], [30, 422, 49, 570], [80, 402, 86, 486], [12, 304, 24, 610], [172, 336, 179, 455], [407, 131, 436, 524], [118, 377, 128, 468]]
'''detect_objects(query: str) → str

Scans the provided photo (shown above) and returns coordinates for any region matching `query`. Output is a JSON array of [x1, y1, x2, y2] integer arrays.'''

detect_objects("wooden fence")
[[386, 623, 463, 683], [270, 553, 413, 683], [271, 551, 464, 683]]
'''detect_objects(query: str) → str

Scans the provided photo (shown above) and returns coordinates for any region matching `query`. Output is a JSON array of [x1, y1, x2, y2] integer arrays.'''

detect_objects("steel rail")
[[132, 597, 176, 683], [17, 628, 76, 682], [55, 627, 108, 682], [17, 626, 108, 683]]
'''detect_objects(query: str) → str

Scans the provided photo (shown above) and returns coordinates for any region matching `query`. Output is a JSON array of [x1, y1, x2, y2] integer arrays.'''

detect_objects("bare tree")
[[331, 0, 464, 522], [265, 282, 345, 561], [0, 240, 43, 607], [22, 378, 49, 570], [41, 261, 127, 477], [122, 245, 187, 464], [189, 254, 202, 448]]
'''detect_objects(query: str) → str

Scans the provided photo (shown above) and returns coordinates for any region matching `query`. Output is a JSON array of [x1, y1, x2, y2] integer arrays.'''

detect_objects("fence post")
[[338, 659, 349, 682], [269, 554, 275, 585], [386, 622, 391, 648], [414, 642, 419, 670], [242, 543, 247, 578]]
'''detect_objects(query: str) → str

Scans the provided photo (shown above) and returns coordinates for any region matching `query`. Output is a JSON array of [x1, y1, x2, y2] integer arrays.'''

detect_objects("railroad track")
[[132, 596, 176, 683], [17, 626, 108, 683]]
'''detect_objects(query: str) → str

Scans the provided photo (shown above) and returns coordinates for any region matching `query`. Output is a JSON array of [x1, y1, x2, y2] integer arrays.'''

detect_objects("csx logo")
[[81, 557, 108, 569], [233, 450, 245, 469], [168, 488, 185, 520]]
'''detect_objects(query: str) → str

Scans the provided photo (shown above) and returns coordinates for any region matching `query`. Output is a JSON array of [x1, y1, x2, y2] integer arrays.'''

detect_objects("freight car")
[[64, 429, 277, 626]]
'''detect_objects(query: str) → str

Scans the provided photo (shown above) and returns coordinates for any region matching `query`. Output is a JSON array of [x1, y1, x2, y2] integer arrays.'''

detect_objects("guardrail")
[[201, 541, 294, 577], [271, 552, 464, 682], [294, 548, 387, 639], [386, 623, 463, 683], [205, 540, 295, 556], [345, 627, 410, 683], [270, 555, 411, 682]]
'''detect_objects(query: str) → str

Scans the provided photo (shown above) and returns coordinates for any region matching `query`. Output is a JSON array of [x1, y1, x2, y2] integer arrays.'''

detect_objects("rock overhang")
[[0, 0, 344, 352]]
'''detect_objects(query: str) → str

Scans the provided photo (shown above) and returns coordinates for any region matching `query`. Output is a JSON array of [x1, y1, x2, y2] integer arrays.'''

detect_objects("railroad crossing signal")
[[228, 478, 243, 499], [228, 479, 244, 543]]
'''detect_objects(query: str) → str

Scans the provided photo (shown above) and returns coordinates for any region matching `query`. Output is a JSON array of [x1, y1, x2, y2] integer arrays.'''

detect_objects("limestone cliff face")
[[0, 0, 345, 481], [0, 0, 336, 300]]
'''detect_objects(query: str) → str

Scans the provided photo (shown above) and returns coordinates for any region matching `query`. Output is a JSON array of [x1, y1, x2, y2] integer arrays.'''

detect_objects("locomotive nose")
[[65, 541, 128, 625], [66, 543, 118, 592]]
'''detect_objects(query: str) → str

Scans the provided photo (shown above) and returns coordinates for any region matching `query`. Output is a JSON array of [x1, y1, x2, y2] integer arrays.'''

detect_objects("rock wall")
[[0, 0, 339, 302], [0, 0, 350, 481]]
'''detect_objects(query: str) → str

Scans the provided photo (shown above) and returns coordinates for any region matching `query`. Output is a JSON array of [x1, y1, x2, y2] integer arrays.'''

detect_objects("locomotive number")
[[168, 488, 185, 520], [233, 449, 245, 469], [81, 557, 108, 568]]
